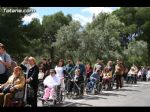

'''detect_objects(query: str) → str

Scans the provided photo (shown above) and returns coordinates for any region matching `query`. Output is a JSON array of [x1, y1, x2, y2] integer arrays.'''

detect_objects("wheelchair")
[[66, 79, 85, 99], [40, 84, 65, 106], [7, 87, 25, 107], [126, 74, 137, 84], [102, 77, 113, 91], [86, 77, 102, 95]]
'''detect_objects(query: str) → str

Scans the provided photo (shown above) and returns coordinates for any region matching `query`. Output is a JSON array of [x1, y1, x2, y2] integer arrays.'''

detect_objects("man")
[[74, 59, 85, 77], [41, 58, 50, 78], [65, 59, 75, 76], [0, 43, 11, 84]]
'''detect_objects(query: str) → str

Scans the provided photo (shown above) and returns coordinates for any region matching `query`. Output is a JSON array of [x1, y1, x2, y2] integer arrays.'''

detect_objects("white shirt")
[[147, 70, 150, 79], [55, 66, 64, 79], [43, 75, 61, 88], [138, 70, 142, 76]]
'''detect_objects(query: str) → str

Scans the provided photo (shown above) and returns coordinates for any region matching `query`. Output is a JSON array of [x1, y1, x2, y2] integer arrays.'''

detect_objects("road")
[[37, 81, 150, 107]]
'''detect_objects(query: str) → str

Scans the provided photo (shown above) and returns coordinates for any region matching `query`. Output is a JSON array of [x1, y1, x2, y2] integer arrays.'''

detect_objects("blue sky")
[[23, 7, 119, 26]]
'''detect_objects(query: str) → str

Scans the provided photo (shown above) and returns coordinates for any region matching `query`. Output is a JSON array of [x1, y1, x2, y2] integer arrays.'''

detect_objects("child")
[[42, 69, 61, 101]]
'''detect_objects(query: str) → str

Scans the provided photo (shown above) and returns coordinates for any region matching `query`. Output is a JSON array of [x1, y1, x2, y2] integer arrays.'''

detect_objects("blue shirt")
[[0, 52, 11, 74], [90, 72, 100, 80]]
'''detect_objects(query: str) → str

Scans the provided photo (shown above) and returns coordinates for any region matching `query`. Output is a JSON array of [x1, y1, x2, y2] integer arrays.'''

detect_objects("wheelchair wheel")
[[97, 82, 102, 94], [85, 83, 90, 94], [58, 90, 65, 104], [53, 99, 57, 105]]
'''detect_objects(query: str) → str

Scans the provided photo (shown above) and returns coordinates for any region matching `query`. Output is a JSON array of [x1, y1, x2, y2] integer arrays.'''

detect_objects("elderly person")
[[0, 66, 25, 107], [42, 69, 61, 101], [127, 65, 138, 84], [0, 43, 11, 84], [26, 56, 39, 107]]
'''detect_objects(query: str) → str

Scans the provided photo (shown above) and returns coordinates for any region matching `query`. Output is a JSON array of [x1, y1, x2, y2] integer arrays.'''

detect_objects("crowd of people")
[[0, 42, 150, 107]]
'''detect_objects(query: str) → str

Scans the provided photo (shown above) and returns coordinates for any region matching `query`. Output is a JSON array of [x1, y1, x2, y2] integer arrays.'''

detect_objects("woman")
[[85, 63, 93, 84], [102, 67, 112, 89], [106, 61, 113, 72], [42, 69, 61, 101], [55, 59, 65, 88], [20, 56, 29, 74], [26, 56, 39, 107], [0, 66, 25, 107]]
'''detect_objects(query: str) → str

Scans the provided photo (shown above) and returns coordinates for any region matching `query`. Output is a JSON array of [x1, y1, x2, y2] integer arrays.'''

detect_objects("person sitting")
[[90, 68, 101, 82], [69, 69, 84, 97], [0, 66, 25, 107], [127, 65, 138, 84], [88, 69, 101, 92], [103, 67, 112, 79], [102, 67, 112, 89], [42, 69, 61, 101]]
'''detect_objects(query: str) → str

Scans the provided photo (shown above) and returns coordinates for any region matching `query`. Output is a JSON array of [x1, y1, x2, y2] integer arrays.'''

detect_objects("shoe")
[[49, 96, 53, 100]]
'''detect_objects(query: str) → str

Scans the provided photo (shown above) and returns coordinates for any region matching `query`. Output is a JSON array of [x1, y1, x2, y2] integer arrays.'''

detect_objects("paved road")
[[37, 81, 150, 107]]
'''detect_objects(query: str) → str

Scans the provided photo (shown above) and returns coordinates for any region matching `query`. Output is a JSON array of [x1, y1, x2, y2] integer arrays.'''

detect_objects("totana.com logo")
[[1, 8, 36, 13]]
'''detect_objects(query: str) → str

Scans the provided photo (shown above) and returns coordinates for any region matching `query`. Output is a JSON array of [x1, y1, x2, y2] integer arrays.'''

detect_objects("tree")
[[55, 21, 81, 62], [113, 7, 150, 64], [123, 40, 148, 66], [22, 18, 44, 57], [41, 12, 72, 59], [80, 13, 124, 63], [0, 7, 33, 61]]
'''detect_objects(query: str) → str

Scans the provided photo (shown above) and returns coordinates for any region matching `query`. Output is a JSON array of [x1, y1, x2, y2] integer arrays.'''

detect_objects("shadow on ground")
[[99, 92, 127, 97], [115, 88, 140, 92], [65, 102, 93, 107], [84, 95, 107, 100]]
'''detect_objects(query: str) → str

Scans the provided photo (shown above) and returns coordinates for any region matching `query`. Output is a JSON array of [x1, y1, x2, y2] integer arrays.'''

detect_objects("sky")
[[23, 7, 120, 26]]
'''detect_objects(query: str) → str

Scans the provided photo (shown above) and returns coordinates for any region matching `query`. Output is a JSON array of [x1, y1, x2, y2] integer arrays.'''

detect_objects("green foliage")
[[0, 7, 149, 66], [0, 7, 32, 61], [123, 40, 148, 66], [54, 13, 124, 64], [114, 7, 150, 64]]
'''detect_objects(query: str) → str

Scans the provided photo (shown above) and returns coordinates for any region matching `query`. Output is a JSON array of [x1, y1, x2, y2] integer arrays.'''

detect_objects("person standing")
[[85, 63, 93, 84], [74, 59, 86, 78], [55, 59, 65, 89], [0, 43, 11, 84], [20, 56, 29, 74], [26, 56, 39, 107], [93, 59, 104, 72], [115, 60, 124, 90], [41, 58, 50, 78]]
